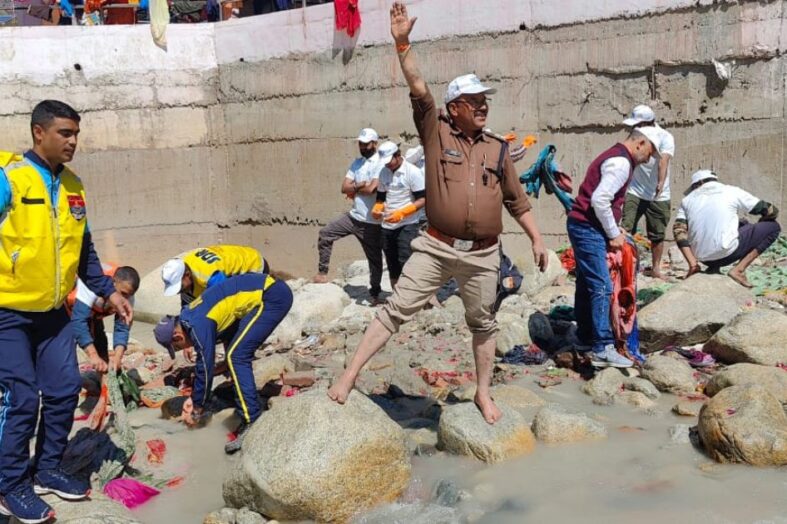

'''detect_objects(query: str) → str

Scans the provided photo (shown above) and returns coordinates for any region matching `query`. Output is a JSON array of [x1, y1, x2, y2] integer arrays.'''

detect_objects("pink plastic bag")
[[103, 478, 160, 508]]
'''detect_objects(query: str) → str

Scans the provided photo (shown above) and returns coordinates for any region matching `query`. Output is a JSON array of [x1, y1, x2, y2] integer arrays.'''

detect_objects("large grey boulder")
[[703, 309, 787, 366], [641, 355, 696, 394], [698, 384, 787, 466], [437, 402, 535, 464], [270, 283, 350, 347], [638, 274, 751, 350], [704, 363, 787, 404], [133, 262, 181, 323], [531, 404, 607, 444], [223, 389, 410, 523]]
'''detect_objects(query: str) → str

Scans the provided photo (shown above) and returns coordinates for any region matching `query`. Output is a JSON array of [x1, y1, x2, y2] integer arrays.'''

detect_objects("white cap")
[[357, 128, 379, 143], [404, 145, 424, 165], [444, 74, 497, 104], [635, 126, 662, 158], [623, 104, 656, 126], [377, 141, 399, 164], [161, 258, 186, 297], [691, 169, 718, 186]]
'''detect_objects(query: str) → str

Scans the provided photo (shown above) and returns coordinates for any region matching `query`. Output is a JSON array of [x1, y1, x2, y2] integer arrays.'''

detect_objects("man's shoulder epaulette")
[[483, 129, 507, 143]]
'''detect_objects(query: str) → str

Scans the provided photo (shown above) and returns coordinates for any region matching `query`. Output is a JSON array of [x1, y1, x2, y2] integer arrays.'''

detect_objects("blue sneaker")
[[591, 345, 634, 368], [33, 469, 90, 501], [0, 483, 55, 524]]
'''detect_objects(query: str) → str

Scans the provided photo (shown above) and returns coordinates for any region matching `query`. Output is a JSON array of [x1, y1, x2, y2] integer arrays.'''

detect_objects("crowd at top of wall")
[[0, 0, 331, 26]]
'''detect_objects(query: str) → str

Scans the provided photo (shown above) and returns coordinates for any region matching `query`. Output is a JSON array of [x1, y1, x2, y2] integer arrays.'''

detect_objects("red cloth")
[[607, 242, 637, 349], [334, 0, 361, 37]]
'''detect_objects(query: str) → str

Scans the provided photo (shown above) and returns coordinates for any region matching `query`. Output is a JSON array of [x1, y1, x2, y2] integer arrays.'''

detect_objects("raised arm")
[[391, 2, 427, 98]]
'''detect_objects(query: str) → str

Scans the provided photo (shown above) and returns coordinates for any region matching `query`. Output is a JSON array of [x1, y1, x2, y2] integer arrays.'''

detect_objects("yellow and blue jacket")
[[182, 245, 267, 304], [180, 272, 276, 409]]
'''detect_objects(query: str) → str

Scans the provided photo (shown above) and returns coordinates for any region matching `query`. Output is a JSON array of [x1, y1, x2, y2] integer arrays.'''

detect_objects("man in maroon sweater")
[[567, 128, 661, 368]]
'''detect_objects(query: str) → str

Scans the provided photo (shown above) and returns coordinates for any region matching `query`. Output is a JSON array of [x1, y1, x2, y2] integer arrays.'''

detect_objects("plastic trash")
[[103, 478, 160, 508]]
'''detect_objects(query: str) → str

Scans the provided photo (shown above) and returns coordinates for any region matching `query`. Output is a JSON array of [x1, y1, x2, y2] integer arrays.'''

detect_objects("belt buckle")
[[452, 239, 474, 252]]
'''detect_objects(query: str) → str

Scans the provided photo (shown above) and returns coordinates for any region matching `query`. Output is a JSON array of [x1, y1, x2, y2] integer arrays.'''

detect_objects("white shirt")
[[346, 153, 384, 223], [379, 160, 425, 230], [676, 181, 760, 262], [590, 156, 632, 239], [627, 125, 675, 202]]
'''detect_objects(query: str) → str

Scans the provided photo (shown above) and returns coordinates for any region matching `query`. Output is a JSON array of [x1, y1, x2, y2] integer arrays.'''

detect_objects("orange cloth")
[[607, 242, 638, 349]]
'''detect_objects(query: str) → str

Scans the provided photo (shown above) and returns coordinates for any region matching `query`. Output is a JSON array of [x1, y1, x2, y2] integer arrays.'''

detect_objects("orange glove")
[[385, 203, 418, 224], [503, 132, 518, 143], [371, 202, 385, 220], [523, 135, 538, 148]]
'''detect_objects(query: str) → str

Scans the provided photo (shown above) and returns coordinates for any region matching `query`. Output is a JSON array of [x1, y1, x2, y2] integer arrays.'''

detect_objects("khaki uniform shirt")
[[411, 89, 532, 240]]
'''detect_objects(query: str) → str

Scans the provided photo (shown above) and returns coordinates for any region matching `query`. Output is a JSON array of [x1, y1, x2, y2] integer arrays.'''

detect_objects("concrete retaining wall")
[[1, 0, 784, 276]]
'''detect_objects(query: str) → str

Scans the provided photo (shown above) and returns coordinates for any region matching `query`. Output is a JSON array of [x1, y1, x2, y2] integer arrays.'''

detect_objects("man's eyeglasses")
[[454, 97, 489, 110]]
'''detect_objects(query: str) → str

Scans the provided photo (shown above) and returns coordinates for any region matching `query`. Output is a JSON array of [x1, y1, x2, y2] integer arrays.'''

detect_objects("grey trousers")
[[317, 212, 383, 297]]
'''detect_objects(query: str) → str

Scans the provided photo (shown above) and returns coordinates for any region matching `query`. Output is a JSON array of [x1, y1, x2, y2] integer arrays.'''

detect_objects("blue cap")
[[154, 315, 178, 359]]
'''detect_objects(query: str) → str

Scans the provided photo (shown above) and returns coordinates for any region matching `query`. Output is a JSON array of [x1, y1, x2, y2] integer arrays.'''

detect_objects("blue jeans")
[[567, 219, 614, 353]]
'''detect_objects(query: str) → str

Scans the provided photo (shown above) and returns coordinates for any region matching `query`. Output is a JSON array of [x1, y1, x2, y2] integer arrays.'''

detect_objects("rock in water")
[[697, 384, 787, 466], [638, 274, 750, 351], [40, 494, 140, 523], [704, 363, 787, 404], [437, 402, 535, 464], [490, 384, 545, 409], [531, 404, 607, 443], [581, 368, 624, 405], [703, 309, 787, 366], [223, 389, 410, 523], [641, 355, 696, 394]]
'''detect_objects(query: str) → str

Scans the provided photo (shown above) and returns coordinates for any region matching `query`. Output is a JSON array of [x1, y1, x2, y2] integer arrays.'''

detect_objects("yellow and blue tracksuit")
[[0, 151, 115, 494], [181, 273, 292, 424]]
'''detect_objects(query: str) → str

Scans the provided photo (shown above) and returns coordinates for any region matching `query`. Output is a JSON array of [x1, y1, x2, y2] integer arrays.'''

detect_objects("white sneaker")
[[591, 345, 633, 368]]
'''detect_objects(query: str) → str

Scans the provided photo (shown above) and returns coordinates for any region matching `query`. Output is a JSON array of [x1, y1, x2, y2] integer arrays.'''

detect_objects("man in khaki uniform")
[[328, 2, 548, 424]]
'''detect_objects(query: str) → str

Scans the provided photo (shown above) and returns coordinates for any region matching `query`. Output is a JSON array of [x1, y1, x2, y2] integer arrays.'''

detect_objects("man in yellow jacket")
[[160, 244, 268, 306], [0, 100, 133, 523]]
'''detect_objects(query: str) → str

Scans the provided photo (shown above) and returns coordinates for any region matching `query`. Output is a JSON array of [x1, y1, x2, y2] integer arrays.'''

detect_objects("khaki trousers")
[[377, 232, 500, 335]]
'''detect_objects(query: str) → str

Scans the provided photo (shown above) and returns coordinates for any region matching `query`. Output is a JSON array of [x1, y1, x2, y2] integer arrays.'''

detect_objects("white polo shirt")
[[346, 153, 385, 223], [676, 181, 760, 261], [627, 125, 675, 202], [379, 160, 425, 230]]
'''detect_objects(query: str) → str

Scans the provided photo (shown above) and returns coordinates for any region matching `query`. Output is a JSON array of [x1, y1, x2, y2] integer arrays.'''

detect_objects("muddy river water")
[[126, 323, 786, 524]]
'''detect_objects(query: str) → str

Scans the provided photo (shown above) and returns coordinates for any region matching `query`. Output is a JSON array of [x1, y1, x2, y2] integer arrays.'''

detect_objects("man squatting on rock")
[[673, 169, 781, 287], [328, 2, 549, 425]]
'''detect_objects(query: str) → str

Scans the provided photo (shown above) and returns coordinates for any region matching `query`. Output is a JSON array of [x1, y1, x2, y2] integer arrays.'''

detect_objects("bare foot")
[[474, 391, 503, 424], [312, 273, 330, 284], [327, 373, 355, 404], [728, 270, 753, 288]]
